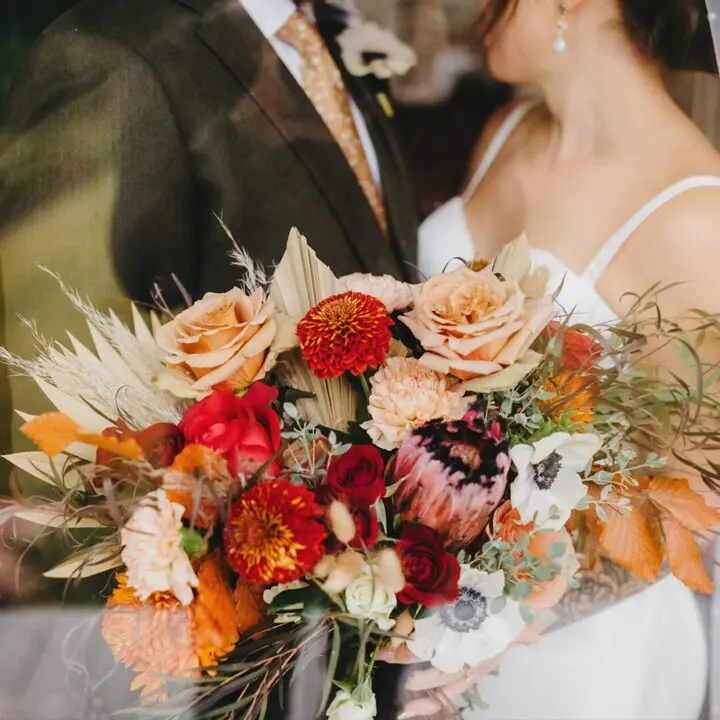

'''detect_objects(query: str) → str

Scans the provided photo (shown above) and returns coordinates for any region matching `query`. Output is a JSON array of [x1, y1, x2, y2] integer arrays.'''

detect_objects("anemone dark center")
[[439, 587, 488, 633], [533, 451, 563, 490]]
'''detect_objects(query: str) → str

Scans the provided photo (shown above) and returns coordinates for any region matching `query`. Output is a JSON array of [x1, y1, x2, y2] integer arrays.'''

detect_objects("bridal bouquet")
[[3, 229, 719, 719]]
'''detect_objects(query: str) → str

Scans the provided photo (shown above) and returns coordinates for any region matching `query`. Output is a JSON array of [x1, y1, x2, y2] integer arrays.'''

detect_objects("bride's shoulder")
[[626, 176, 720, 312]]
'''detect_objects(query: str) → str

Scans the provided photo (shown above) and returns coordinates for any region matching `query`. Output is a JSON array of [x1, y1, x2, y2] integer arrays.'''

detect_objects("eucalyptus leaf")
[[519, 603, 534, 624], [283, 402, 299, 420], [513, 581, 533, 599]]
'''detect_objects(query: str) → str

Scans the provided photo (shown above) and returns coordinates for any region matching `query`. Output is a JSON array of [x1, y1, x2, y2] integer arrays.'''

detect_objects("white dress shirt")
[[240, 0, 382, 189]]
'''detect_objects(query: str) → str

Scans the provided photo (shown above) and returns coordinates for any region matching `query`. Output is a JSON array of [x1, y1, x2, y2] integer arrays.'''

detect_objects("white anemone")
[[408, 567, 525, 674], [510, 432, 602, 529]]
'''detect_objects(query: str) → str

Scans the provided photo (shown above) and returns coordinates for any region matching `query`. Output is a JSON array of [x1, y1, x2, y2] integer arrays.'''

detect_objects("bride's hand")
[[379, 614, 556, 718]]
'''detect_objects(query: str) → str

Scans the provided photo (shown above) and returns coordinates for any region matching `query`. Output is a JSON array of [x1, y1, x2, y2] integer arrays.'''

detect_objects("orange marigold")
[[297, 291, 393, 379], [539, 371, 597, 428], [193, 554, 242, 669], [223, 479, 327, 584], [102, 555, 242, 704]]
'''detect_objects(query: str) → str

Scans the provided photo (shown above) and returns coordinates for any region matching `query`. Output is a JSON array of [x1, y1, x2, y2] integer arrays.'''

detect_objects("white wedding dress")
[[418, 102, 719, 719]]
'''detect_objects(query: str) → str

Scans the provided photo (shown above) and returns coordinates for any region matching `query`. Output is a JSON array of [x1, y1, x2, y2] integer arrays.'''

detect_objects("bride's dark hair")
[[479, 0, 717, 72]]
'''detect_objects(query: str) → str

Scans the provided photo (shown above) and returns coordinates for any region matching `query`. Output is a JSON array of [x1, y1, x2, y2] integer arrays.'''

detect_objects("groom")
[[0, 0, 418, 307]]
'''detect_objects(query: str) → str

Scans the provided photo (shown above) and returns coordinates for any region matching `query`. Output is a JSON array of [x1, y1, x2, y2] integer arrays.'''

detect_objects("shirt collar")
[[239, 0, 298, 39]]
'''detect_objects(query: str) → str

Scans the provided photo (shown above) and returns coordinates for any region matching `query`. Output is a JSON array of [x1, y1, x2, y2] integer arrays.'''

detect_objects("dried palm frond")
[[269, 229, 357, 430], [0, 269, 187, 429]]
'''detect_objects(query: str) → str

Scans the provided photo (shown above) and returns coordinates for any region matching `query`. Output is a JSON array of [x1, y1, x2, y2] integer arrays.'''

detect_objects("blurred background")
[[3, 0, 720, 216]]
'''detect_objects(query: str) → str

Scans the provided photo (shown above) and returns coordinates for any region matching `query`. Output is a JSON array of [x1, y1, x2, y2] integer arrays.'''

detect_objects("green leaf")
[[269, 586, 316, 614], [548, 541, 567, 559], [490, 595, 507, 614], [384, 478, 404, 499], [519, 603, 534, 624], [180, 527, 208, 558], [283, 402, 299, 420], [513, 581, 533, 599], [533, 566, 553, 582]]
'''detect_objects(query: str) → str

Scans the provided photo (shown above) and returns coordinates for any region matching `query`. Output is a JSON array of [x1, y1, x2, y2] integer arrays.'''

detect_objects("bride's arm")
[[555, 195, 720, 628]]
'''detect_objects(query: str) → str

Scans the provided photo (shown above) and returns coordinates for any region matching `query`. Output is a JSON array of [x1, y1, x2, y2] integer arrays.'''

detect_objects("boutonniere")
[[337, 21, 417, 83]]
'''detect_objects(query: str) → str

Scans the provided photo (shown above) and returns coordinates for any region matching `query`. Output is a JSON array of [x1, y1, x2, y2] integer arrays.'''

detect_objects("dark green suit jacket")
[[0, 0, 418, 462]]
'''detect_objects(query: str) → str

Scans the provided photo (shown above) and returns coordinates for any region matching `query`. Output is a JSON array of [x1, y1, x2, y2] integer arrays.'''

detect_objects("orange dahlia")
[[102, 555, 242, 704], [539, 371, 597, 428], [101, 574, 196, 704], [223, 479, 327, 584], [297, 291, 393, 379]]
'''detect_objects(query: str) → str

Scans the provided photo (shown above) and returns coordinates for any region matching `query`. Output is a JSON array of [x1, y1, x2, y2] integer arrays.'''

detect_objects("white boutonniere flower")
[[337, 22, 417, 80]]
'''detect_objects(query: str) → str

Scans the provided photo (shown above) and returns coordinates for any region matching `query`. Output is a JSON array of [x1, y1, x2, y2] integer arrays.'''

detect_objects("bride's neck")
[[538, 41, 676, 157]]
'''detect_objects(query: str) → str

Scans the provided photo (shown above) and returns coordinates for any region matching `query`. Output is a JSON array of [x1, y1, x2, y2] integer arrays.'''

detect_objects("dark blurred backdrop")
[[1, 0, 80, 117]]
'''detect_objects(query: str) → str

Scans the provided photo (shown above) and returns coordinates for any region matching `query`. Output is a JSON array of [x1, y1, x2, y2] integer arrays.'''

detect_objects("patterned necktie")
[[277, 11, 387, 233]]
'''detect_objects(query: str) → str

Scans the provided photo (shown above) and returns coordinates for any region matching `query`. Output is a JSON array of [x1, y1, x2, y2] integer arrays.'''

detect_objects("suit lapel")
[[172, 0, 403, 278]]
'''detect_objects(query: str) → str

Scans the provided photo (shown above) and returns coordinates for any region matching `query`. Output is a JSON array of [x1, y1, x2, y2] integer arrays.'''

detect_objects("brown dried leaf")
[[599, 501, 664, 582], [660, 516, 714, 594], [647, 476, 720, 532]]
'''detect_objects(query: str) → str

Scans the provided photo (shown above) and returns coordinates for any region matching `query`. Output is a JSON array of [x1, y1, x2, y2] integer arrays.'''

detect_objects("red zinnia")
[[297, 292, 393, 379], [223, 480, 327, 584]]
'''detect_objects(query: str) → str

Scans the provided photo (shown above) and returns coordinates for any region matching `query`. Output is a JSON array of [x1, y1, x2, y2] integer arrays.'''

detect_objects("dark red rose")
[[326, 445, 385, 507], [95, 420, 184, 483], [347, 504, 380, 550], [179, 384, 281, 476], [396, 525, 461, 607]]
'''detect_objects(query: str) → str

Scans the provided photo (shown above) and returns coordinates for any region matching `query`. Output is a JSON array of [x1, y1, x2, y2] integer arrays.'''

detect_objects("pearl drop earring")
[[553, 3, 568, 53]]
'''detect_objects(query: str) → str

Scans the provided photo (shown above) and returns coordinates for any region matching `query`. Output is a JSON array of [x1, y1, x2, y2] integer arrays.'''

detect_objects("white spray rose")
[[344, 563, 397, 631], [326, 683, 377, 720]]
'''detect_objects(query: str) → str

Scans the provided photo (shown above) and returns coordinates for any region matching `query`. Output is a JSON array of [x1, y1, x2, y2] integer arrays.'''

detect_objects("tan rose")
[[156, 288, 287, 395], [400, 266, 555, 381]]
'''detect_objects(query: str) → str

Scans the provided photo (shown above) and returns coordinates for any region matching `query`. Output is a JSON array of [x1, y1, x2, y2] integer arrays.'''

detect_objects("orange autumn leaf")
[[660, 516, 714, 594], [20, 413, 144, 461], [21, 413, 80, 456], [234, 579, 266, 634], [598, 500, 664, 582], [170, 444, 226, 476], [647, 476, 720, 532], [78, 433, 144, 461]]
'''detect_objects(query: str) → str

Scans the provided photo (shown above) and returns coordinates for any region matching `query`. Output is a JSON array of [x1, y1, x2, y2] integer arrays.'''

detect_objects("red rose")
[[347, 504, 380, 550], [326, 445, 385, 507], [95, 420, 184, 483], [396, 525, 461, 607], [179, 384, 281, 476]]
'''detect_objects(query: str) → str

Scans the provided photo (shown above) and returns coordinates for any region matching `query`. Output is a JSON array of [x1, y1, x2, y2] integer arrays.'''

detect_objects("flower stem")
[[359, 372, 371, 400]]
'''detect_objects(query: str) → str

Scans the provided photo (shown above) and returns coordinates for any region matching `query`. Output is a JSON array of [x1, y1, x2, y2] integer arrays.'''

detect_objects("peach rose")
[[493, 500, 576, 609], [156, 288, 281, 395], [400, 267, 555, 381]]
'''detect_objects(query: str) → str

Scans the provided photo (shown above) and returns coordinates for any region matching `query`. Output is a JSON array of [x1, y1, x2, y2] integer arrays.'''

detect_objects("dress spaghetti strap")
[[582, 175, 720, 285], [461, 101, 537, 203]]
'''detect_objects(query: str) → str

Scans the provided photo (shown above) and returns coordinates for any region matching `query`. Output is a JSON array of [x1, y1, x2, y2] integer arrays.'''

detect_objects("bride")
[[415, 0, 720, 717]]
